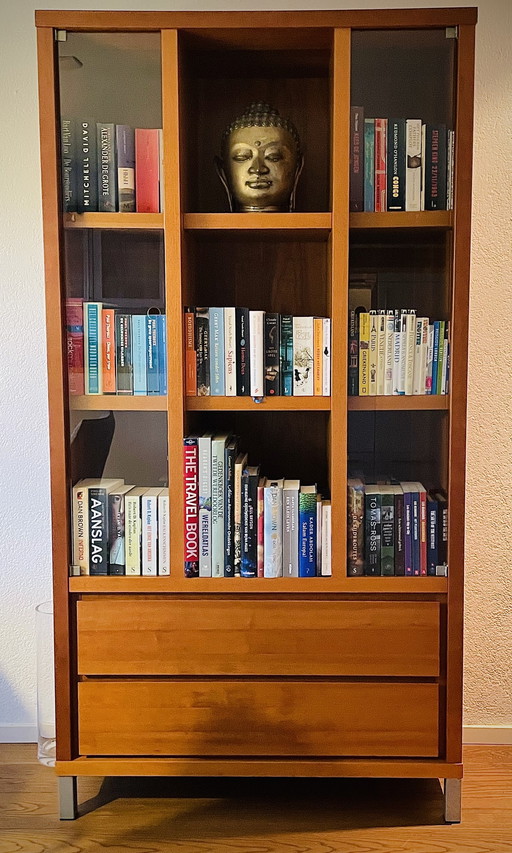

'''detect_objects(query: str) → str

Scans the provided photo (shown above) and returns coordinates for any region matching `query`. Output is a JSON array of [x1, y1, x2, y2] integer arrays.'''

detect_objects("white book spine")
[[249, 310, 264, 397], [406, 119, 422, 211], [263, 480, 283, 578], [142, 493, 158, 576], [441, 337, 448, 394], [384, 312, 395, 395], [322, 318, 331, 396], [420, 318, 429, 394], [158, 492, 170, 575], [368, 312, 378, 396], [198, 435, 212, 577], [316, 497, 322, 569], [293, 316, 314, 395], [420, 123, 426, 211], [398, 312, 407, 395], [405, 310, 416, 395], [321, 502, 332, 576], [224, 307, 236, 396], [73, 483, 89, 575], [125, 495, 141, 575], [392, 313, 401, 395], [211, 437, 225, 576], [282, 484, 299, 577], [376, 311, 386, 395], [413, 317, 424, 395]]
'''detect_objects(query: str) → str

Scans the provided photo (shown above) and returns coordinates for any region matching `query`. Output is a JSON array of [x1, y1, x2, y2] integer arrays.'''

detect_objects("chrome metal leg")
[[58, 776, 78, 820], [444, 778, 461, 823]]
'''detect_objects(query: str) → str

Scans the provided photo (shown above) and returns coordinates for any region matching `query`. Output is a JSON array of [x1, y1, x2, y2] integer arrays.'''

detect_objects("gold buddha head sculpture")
[[216, 102, 304, 212]]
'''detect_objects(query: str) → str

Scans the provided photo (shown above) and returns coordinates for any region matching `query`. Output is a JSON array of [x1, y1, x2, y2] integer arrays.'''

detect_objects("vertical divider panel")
[[330, 29, 351, 584], [161, 30, 185, 576]]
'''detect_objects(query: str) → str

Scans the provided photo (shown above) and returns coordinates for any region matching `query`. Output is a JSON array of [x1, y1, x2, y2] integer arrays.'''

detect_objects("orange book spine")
[[314, 317, 323, 396], [184, 309, 197, 396], [102, 307, 116, 394]]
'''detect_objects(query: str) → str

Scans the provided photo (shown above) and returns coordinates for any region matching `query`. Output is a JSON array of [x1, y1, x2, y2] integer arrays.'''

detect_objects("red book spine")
[[419, 489, 427, 576], [183, 438, 199, 577], [66, 298, 84, 395], [184, 309, 197, 396], [135, 128, 160, 213], [374, 118, 388, 212]]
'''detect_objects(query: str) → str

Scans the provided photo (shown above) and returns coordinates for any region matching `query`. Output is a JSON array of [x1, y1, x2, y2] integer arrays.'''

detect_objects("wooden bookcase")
[[35, 8, 476, 822]]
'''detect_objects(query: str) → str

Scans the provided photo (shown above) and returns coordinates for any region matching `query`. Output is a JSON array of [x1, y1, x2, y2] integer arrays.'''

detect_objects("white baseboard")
[[0, 725, 37, 743], [463, 726, 512, 744]]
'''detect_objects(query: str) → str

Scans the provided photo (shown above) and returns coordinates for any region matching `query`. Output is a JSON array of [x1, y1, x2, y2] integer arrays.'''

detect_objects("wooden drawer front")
[[78, 680, 439, 757], [77, 599, 440, 677]]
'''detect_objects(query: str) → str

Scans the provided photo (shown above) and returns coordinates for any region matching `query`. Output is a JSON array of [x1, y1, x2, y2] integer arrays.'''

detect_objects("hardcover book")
[[387, 118, 406, 211], [65, 298, 84, 396], [293, 316, 314, 396], [405, 118, 422, 212], [102, 307, 116, 394], [423, 124, 447, 210], [195, 307, 210, 396], [108, 484, 135, 575], [241, 464, 260, 577], [209, 308, 225, 396], [350, 106, 364, 212], [156, 314, 167, 395], [224, 437, 238, 577], [233, 451, 248, 576], [131, 314, 147, 396], [249, 310, 264, 397], [347, 478, 365, 576], [299, 485, 317, 577], [211, 433, 230, 577], [184, 308, 197, 396], [125, 486, 147, 575], [115, 312, 133, 395], [224, 307, 236, 396], [198, 433, 213, 578], [158, 489, 170, 576], [283, 479, 300, 577], [60, 118, 77, 212], [320, 499, 332, 577], [264, 312, 280, 396], [84, 302, 102, 395], [183, 437, 199, 577], [235, 307, 250, 396], [364, 118, 375, 212], [146, 314, 159, 396], [142, 488, 162, 576], [135, 128, 160, 213], [96, 122, 116, 213], [116, 125, 135, 212], [374, 118, 387, 212], [364, 486, 381, 576], [77, 119, 98, 212], [280, 314, 293, 396], [263, 478, 284, 578], [88, 479, 125, 575]]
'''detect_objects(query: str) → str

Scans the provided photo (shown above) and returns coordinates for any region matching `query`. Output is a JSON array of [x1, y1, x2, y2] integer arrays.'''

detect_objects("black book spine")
[[348, 309, 359, 395], [89, 487, 109, 575], [97, 122, 117, 213], [241, 468, 259, 577], [387, 118, 406, 211], [60, 118, 77, 213], [364, 491, 381, 576], [425, 125, 447, 210], [437, 495, 448, 565], [280, 314, 293, 396], [236, 307, 250, 396], [349, 106, 364, 212], [427, 498, 438, 576], [224, 440, 237, 577], [264, 312, 280, 396], [115, 312, 133, 394], [195, 308, 210, 396], [394, 491, 405, 575], [77, 119, 98, 212]]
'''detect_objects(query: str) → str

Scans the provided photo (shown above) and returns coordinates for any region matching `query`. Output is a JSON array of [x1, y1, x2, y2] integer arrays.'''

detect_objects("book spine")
[[116, 125, 135, 212], [183, 438, 199, 577], [392, 310, 401, 395], [426, 324, 434, 394], [405, 119, 422, 211], [209, 308, 225, 396], [125, 494, 142, 576], [398, 310, 407, 395], [347, 482, 364, 576], [431, 320, 441, 395], [299, 491, 317, 577], [348, 309, 359, 395], [115, 312, 133, 395], [358, 312, 370, 396], [280, 314, 293, 396], [97, 123, 116, 213], [313, 317, 323, 396], [264, 312, 280, 396], [89, 487, 109, 575], [322, 318, 331, 396], [72, 483, 89, 574], [257, 481, 264, 577], [380, 492, 394, 576], [156, 314, 167, 396], [411, 491, 420, 576], [368, 311, 378, 396], [264, 482, 283, 578], [249, 310, 264, 397], [374, 118, 387, 212], [233, 459, 245, 577], [236, 307, 250, 396], [198, 435, 212, 577], [350, 106, 364, 212], [108, 492, 126, 575], [241, 471, 258, 577], [211, 438, 226, 577], [394, 491, 405, 576], [184, 308, 197, 396], [384, 311, 394, 395], [405, 309, 416, 395], [77, 119, 97, 212], [102, 307, 116, 394], [195, 308, 210, 396], [412, 316, 424, 395], [84, 302, 102, 395], [142, 493, 158, 576], [364, 118, 375, 212], [424, 124, 447, 210], [66, 299, 84, 395], [364, 492, 381, 576], [376, 311, 386, 396], [427, 498, 438, 576], [224, 307, 236, 396], [419, 490, 427, 576], [404, 493, 413, 576], [146, 315, 159, 395], [293, 316, 314, 396], [438, 496, 448, 566], [158, 492, 170, 575], [283, 487, 299, 577], [436, 320, 446, 395], [224, 443, 236, 577], [321, 502, 332, 576], [387, 118, 406, 211], [135, 128, 160, 213], [60, 118, 77, 212]]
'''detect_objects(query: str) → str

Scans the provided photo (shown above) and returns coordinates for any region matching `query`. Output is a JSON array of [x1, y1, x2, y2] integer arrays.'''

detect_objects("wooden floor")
[[0, 744, 511, 852]]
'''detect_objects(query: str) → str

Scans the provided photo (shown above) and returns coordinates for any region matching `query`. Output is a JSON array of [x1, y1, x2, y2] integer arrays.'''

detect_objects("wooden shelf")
[[183, 212, 332, 235], [186, 396, 331, 412], [348, 396, 449, 411], [69, 576, 447, 593], [63, 213, 164, 230], [69, 395, 167, 411], [349, 211, 453, 229]]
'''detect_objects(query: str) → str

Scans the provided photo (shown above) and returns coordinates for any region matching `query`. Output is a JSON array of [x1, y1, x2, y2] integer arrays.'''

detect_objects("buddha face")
[[224, 125, 300, 212]]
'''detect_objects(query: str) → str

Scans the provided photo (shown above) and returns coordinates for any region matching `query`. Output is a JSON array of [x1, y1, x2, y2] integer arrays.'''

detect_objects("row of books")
[[349, 309, 450, 396], [185, 308, 331, 398], [347, 479, 448, 577], [183, 434, 332, 578], [71, 478, 169, 576], [66, 299, 167, 396], [61, 119, 163, 214], [350, 109, 455, 212]]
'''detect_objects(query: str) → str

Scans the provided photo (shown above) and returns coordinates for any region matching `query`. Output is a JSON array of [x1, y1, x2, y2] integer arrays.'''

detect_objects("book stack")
[[347, 479, 448, 577], [185, 308, 331, 397], [61, 119, 163, 214], [66, 299, 167, 396], [348, 308, 450, 396], [183, 434, 332, 578], [350, 108, 455, 213], [71, 479, 169, 576]]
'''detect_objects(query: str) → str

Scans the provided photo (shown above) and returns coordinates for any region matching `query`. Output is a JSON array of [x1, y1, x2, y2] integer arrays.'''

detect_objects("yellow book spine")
[[359, 312, 370, 396], [314, 317, 323, 396]]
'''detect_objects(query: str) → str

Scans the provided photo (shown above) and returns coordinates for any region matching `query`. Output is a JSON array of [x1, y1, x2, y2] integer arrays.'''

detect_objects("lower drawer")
[[78, 680, 439, 757]]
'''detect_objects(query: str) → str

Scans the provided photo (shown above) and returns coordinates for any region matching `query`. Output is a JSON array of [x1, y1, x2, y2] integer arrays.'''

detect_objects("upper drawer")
[[77, 598, 440, 677]]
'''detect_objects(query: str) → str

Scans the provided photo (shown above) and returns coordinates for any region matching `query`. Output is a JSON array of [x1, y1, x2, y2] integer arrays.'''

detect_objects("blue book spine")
[[299, 490, 317, 577], [427, 499, 438, 576], [116, 124, 135, 212], [132, 315, 147, 395], [241, 467, 259, 577], [364, 118, 375, 212], [157, 314, 167, 395], [209, 308, 225, 395], [280, 314, 293, 396], [431, 321, 440, 395], [85, 302, 101, 394], [404, 493, 413, 576], [146, 315, 159, 395], [411, 491, 420, 576]]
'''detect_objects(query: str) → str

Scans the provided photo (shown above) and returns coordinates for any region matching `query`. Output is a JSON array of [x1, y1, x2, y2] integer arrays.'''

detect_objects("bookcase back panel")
[[179, 46, 331, 213]]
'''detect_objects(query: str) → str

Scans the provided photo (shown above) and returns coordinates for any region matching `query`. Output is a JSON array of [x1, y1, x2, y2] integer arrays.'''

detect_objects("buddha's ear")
[[214, 156, 234, 212], [289, 153, 304, 212]]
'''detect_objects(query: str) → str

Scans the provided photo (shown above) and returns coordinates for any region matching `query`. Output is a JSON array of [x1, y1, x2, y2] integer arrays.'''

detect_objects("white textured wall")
[[0, 0, 510, 736]]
